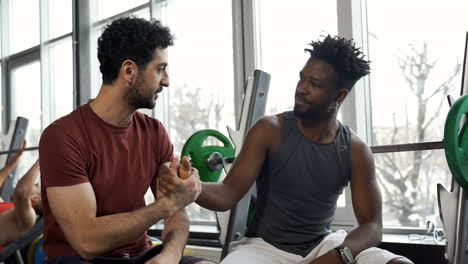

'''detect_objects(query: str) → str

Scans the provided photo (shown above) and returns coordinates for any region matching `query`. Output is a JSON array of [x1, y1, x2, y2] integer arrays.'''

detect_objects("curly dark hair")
[[98, 17, 174, 84], [304, 35, 370, 91]]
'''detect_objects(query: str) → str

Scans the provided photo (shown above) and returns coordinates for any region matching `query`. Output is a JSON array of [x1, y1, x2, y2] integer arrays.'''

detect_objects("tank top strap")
[[270, 111, 303, 173]]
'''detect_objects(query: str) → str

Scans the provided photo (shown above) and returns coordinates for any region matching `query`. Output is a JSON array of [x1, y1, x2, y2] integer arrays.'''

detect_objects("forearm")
[[0, 160, 18, 188], [343, 222, 382, 257], [71, 197, 177, 259], [14, 161, 40, 197], [160, 209, 190, 259], [307, 223, 382, 264], [196, 182, 237, 211]]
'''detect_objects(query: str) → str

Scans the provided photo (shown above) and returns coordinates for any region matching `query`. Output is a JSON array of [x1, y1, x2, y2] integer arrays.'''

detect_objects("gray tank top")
[[246, 111, 352, 257]]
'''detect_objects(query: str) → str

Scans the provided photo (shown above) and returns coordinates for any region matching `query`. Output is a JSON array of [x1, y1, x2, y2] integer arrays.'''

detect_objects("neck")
[[297, 115, 340, 143], [90, 83, 135, 127]]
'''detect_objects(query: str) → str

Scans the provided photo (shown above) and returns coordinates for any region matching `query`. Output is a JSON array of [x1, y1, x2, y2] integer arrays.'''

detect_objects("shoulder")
[[132, 112, 172, 156], [39, 107, 91, 165], [254, 114, 283, 130], [133, 111, 166, 131], [41, 108, 84, 144], [244, 114, 283, 152], [347, 128, 374, 167], [249, 114, 282, 137]]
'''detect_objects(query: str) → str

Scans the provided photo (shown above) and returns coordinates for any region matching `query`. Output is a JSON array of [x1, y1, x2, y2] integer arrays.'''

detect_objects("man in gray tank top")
[[162, 35, 413, 264]]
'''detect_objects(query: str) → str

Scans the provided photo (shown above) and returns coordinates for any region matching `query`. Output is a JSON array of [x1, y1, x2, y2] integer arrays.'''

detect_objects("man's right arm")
[[46, 168, 199, 260], [195, 116, 278, 211]]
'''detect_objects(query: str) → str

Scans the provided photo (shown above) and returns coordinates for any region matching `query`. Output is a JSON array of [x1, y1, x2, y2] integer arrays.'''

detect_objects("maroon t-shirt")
[[39, 103, 173, 258]]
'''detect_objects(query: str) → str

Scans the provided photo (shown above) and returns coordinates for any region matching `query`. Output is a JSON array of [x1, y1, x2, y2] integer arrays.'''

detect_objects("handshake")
[[157, 156, 202, 210]]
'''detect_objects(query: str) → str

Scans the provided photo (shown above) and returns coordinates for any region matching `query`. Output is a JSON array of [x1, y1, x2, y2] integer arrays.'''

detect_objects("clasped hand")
[[157, 157, 202, 210]]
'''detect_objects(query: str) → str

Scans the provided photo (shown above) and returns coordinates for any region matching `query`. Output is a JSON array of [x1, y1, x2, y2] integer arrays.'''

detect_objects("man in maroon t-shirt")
[[39, 17, 211, 264]]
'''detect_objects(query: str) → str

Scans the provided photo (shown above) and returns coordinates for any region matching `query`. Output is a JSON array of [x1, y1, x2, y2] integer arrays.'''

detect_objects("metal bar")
[[370, 141, 444, 154], [208, 141, 445, 167], [0, 147, 38, 156], [454, 187, 467, 264]]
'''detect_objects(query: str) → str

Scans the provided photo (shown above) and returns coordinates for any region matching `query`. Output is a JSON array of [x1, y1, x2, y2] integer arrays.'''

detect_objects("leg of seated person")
[[355, 248, 414, 264], [179, 256, 216, 264], [301, 230, 414, 264], [387, 257, 415, 264], [220, 237, 301, 264]]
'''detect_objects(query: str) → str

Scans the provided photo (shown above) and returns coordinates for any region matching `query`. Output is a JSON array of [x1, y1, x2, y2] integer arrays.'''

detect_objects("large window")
[[1, 0, 73, 182], [257, 0, 338, 115], [164, 0, 235, 223], [366, 0, 468, 228], [10, 0, 40, 54]]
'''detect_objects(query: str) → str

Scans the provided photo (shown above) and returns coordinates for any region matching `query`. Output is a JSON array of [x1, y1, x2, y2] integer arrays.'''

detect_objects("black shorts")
[[45, 245, 209, 264]]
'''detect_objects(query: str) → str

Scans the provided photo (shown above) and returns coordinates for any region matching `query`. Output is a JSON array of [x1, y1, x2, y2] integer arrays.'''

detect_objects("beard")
[[126, 74, 157, 110], [293, 94, 336, 122]]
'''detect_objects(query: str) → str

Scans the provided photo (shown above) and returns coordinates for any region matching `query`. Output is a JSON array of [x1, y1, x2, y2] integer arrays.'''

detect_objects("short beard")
[[293, 101, 336, 122], [126, 75, 155, 110]]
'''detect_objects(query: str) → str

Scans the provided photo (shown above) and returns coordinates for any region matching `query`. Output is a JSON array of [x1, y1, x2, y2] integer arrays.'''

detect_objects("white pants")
[[221, 230, 406, 264]]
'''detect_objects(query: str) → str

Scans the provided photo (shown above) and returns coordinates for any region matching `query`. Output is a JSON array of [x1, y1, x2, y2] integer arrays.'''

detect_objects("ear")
[[336, 88, 348, 105], [121, 59, 138, 84]]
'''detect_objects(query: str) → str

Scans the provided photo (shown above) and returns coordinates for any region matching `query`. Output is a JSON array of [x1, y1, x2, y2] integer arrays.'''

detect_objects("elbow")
[[218, 197, 238, 212], [69, 232, 100, 260], [74, 241, 98, 260], [372, 222, 383, 243], [216, 183, 242, 211], [215, 205, 230, 213]]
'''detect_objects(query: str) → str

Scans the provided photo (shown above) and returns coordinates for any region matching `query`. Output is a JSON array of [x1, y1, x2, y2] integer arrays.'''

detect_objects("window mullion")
[[1, 0, 10, 133], [40, 0, 52, 129]]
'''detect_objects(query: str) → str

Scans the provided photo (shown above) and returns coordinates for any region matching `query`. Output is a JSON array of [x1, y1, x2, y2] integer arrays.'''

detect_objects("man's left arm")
[[146, 158, 191, 264], [341, 135, 382, 256], [158, 209, 190, 262], [311, 135, 382, 264]]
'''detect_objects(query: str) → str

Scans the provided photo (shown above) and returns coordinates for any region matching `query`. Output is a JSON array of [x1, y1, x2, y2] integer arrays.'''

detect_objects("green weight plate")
[[444, 94, 468, 189], [182, 129, 234, 182]]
